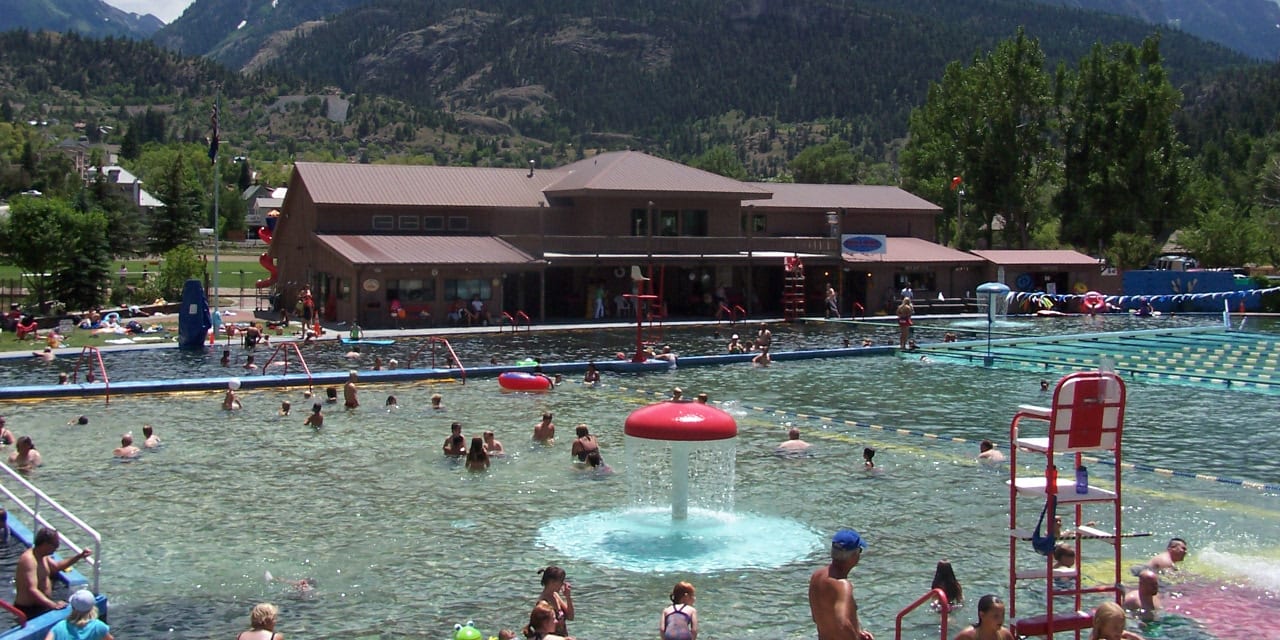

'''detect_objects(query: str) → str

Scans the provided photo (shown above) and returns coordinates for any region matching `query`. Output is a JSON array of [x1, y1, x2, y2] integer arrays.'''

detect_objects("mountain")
[[1031, 0, 1280, 60], [0, 0, 164, 39]]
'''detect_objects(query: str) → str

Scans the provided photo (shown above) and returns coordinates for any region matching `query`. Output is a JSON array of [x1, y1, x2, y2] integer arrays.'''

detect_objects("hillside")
[[1032, 0, 1280, 60], [0, 0, 163, 39]]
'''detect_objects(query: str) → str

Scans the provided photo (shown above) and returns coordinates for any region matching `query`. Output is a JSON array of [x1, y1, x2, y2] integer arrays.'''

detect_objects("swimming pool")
[[2, 328, 1277, 640]]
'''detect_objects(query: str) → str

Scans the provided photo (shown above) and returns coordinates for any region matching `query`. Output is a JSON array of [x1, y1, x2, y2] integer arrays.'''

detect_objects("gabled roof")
[[294, 163, 559, 208], [546, 151, 771, 199], [317, 235, 540, 266], [969, 250, 1100, 267], [843, 237, 984, 264], [748, 183, 941, 212]]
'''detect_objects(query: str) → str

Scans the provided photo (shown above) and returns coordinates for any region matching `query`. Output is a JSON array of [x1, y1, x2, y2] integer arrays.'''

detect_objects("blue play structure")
[[176, 279, 212, 350]]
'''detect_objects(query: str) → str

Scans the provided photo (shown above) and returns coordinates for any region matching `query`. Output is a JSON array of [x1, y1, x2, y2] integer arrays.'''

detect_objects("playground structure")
[[254, 212, 279, 290], [783, 255, 805, 321]]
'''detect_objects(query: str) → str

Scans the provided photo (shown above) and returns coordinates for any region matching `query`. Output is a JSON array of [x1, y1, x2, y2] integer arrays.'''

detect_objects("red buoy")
[[624, 401, 738, 442]]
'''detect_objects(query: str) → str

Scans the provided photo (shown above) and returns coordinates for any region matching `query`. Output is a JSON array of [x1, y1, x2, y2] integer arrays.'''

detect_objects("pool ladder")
[[894, 588, 949, 640]]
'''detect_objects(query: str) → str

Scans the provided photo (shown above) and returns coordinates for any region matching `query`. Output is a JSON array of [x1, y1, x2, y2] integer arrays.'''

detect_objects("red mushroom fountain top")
[[624, 401, 738, 442]]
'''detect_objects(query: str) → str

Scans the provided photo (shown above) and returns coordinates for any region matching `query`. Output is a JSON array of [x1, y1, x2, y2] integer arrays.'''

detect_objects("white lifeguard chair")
[[1008, 371, 1127, 638]]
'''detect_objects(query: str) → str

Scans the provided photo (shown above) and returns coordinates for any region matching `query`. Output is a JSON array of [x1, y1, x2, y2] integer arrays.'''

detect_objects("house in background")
[[84, 165, 164, 214]]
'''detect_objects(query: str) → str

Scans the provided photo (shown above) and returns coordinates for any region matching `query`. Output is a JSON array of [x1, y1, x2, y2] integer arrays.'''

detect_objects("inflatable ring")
[[1072, 281, 1088, 294], [1082, 290, 1105, 313], [515, 358, 538, 367], [613, 266, 627, 278], [103, 312, 121, 325], [498, 371, 553, 391]]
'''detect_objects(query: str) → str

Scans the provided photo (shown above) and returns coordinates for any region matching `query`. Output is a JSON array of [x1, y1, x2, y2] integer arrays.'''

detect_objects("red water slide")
[[255, 226, 278, 288]]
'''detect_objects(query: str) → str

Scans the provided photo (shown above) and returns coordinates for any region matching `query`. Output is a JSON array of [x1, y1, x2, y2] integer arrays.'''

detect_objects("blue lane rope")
[[581, 380, 1280, 494]]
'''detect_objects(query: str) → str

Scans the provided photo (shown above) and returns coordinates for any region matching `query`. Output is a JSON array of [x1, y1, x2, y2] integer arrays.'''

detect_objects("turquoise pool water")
[[0, 316, 1276, 639]]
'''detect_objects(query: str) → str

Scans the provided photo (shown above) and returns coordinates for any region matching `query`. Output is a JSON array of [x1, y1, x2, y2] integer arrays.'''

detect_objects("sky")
[[103, 0, 195, 24]]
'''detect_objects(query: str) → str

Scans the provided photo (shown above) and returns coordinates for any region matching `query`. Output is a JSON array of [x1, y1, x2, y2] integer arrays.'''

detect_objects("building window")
[[448, 216, 469, 231], [741, 212, 766, 234], [372, 215, 394, 231], [423, 216, 444, 232], [630, 208, 649, 236], [444, 278, 492, 302], [658, 210, 678, 236], [387, 278, 435, 304], [399, 215, 419, 230], [680, 209, 708, 236]]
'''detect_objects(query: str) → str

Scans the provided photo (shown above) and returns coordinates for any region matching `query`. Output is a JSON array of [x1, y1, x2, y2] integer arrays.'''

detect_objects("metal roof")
[[295, 163, 559, 207], [748, 182, 941, 211], [969, 250, 1100, 267], [317, 235, 540, 266], [843, 237, 984, 264], [546, 151, 772, 198]]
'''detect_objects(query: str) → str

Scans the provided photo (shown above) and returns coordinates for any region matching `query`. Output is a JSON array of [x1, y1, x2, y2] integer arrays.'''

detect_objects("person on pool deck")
[[112, 433, 140, 459], [465, 437, 490, 471], [570, 425, 600, 463], [1145, 538, 1188, 572], [977, 440, 1005, 463], [431, 393, 444, 410], [535, 565, 575, 637], [777, 428, 812, 455], [15, 527, 90, 619], [533, 412, 555, 444], [343, 370, 360, 409], [304, 403, 324, 430], [444, 422, 468, 456], [483, 430, 505, 456], [142, 425, 160, 448], [1090, 601, 1146, 640], [952, 594, 1013, 640], [1122, 570, 1161, 619], [809, 528, 872, 640]]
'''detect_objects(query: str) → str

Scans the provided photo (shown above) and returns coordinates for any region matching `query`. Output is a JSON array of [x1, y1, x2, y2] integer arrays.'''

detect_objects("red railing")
[[716, 303, 747, 324], [894, 588, 949, 640], [260, 342, 313, 392], [408, 337, 466, 383], [0, 598, 27, 627], [500, 310, 531, 333], [71, 346, 110, 404]]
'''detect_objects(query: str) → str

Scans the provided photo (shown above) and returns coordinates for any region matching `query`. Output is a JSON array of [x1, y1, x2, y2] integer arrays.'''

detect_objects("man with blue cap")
[[809, 528, 873, 640]]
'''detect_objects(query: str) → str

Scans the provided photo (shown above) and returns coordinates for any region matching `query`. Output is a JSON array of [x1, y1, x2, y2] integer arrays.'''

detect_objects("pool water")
[[0, 315, 1276, 639]]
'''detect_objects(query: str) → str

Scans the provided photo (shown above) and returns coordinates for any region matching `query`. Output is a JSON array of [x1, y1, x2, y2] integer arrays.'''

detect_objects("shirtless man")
[[483, 431, 505, 456], [570, 425, 600, 463], [977, 440, 1006, 463], [304, 403, 324, 430], [752, 345, 772, 367], [112, 433, 141, 459], [810, 529, 873, 640], [222, 388, 242, 411], [0, 416, 15, 446], [1122, 570, 1161, 619], [14, 528, 90, 619], [533, 412, 555, 443], [142, 425, 160, 448], [1146, 538, 1187, 572], [953, 594, 1014, 640], [756, 323, 773, 350], [8, 436, 43, 471], [777, 428, 812, 455], [443, 422, 467, 456], [343, 370, 360, 409]]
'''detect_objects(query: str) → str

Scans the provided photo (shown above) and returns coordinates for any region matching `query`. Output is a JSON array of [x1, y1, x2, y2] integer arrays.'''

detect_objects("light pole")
[[956, 186, 965, 248]]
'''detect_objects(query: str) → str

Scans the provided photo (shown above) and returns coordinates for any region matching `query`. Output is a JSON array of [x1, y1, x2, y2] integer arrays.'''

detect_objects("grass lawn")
[[0, 321, 178, 355], [0, 257, 272, 289]]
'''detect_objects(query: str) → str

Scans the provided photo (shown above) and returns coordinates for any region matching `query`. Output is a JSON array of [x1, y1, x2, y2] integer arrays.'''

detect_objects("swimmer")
[[387, 358, 398, 370], [671, 387, 684, 401], [113, 433, 141, 459], [756, 322, 773, 349], [842, 337, 851, 348], [303, 403, 324, 429], [585, 450, 613, 475], [325, 386, 339, 404], [752, 345, 772, 367], [303, 390, 313, 400], [385, 395, 398, 410], [243, 355, 257, 370], [1090, 601, 1146, 640], [343, 370, 359, 409], [1122, 570, 1161, 620], [443, 422, 467, 456], [57, 372, 69, 385], [654, 345, 678, 365], [1040, 379, 1050, 392], [583, 362, 601, 384], [223, 388, 243, 411], [142, 424, 160, 448], [279, 401, 292, 417], [929, 559, 963, 610], [977, 439, 1005, 463], [265, 570, 317, 594], [33, 348, 54, 362], [777, 428, 812, 455], [953, 594, 1013, 640], [8, 436, 42, 471], [372, 355, 383, 371], [67, 415, 89, 426], [533, 412, 555, 443], [465, 436, 489, 471], [483, 430, 504, 456], [696, 393, 708, 404], [861, 338, 873, 347], [430, 393, 444, 410], [863, 447, 876, 469], [1145, 537, 1187, 573], [1052, 543, 1076, 569], [345, 346, 361, 359], [727, 334, 746, 354], [570, 424, 600, 463], [220, 350, 230, 366], [0, 418, 13, 446]]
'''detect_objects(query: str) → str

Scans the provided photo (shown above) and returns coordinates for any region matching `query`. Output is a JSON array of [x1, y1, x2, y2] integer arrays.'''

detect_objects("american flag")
[[208, 103, 219, 164]]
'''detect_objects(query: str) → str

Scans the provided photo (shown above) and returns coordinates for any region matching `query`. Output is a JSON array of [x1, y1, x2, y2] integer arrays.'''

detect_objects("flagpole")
[[212, 90, 220, 318]]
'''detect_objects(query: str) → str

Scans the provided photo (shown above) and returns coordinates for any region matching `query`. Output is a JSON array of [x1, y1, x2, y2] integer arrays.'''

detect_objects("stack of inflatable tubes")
[[1003, 286, 1280, 309]]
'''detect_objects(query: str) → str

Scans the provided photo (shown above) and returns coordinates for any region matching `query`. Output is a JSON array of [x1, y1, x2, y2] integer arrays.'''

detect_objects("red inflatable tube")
[[498, 371, 553, 391]]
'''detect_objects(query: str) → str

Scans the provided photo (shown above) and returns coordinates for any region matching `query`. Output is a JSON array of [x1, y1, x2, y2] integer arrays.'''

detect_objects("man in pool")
[[344, 370, 360, 409], [444, 422, 468, 456], [142, 424, 160, 448], [1145, 538, 1188, 572], [977, 440, 1005, 463], [8, 436, 43, 471], [1122, 570, 1162, 619], [810, 528, 873, 640], [112, 433, 141, 459], [533, 412, 555, 443], [14, 527, 91, 619], [777, 428, 811, 455]]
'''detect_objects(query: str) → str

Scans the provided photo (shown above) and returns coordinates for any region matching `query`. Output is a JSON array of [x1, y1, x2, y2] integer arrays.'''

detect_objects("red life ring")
[[498, 371, 553, 391], [1082, 291, 1105, 313]]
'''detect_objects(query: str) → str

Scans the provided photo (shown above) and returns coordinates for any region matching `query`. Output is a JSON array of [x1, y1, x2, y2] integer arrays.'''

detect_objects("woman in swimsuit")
[[659, 581, 698, 640], [522, 601, 569, 640], [235, 602, 284, 640], [535, 566, 574, 637], [570, 425, 599, 463]]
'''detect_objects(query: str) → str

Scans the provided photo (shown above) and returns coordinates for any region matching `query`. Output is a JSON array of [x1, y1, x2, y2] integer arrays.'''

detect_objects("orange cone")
[[208, 329, 215, 345]]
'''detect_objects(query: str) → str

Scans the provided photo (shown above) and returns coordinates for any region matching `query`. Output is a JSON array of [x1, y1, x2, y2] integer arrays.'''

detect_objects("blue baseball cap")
[[832, 529, 866, 551]]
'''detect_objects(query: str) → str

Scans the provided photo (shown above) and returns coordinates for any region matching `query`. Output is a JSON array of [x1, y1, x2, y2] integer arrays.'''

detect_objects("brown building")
[[271, 151, 1094, 328]]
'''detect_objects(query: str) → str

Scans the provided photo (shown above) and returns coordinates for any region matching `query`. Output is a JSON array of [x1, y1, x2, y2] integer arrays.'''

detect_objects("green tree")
[[902, 29, 1056, 249], [1054, 35, 1192, 251], [1105, 231, 1160, 271], [1177, 205, 1263, 268], [689, 145, 747, 180], [0, 196, 68, 305], [153, 245, 205, 300], [790, 138, 857, 184], [150, 151, 202, 253], [56, 209, 111, 310], [237, 158, 253, 192]]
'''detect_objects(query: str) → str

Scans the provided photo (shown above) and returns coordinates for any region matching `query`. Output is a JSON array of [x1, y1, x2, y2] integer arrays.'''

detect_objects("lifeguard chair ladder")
[[783, 255, 805, 321], [1008, 371, 1126, 638]]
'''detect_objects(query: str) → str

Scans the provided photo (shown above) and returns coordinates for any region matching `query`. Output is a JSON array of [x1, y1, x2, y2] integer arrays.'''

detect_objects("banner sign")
[[841, 234, 887, 255]]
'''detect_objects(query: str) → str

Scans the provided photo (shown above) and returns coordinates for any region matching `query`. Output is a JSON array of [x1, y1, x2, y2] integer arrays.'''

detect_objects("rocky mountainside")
[[0, 0, 163, 39], [1031, 0, 1280, 59]]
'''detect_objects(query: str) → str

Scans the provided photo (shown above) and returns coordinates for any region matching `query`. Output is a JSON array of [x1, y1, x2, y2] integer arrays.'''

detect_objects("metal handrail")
[[894, 588, 949, 640], [260, 342, 313, 392], [499, 310, 531, 333], [408, 338, 466, 384], [70, 346, 110, 404], [0, 462, 102, 594]]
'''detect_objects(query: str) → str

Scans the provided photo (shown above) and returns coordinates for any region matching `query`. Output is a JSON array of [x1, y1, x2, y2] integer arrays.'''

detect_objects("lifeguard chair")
[[1008, 371, 1126, 638]]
